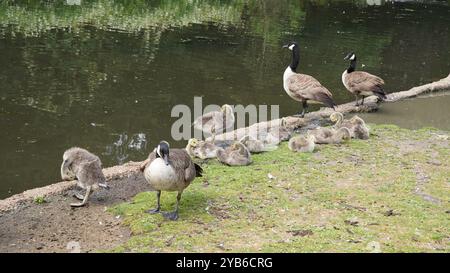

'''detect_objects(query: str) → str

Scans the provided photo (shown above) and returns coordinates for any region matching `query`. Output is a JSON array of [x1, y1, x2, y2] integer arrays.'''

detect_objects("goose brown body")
[[283, 42, 336, 117], [140, 141, 202, 220], [285, 73, 336, 108], [140, 149, 201, 191], [342, 52, 387, 105]]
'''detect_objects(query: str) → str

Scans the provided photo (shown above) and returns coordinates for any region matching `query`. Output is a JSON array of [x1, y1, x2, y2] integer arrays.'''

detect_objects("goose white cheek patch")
[[350, 54, 356, 61], [289, 44, 295, 51], [157, 145, 162, 158]]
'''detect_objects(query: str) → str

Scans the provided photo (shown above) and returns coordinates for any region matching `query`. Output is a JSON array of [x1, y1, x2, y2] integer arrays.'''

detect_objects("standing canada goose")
[[185, 138, 220, 159], [330, 112, 370, 140], [216, 142, 252, 166], [288, 135, 316, 153], [283, 42, 336, 117], [140, 141, 203, 220], [307, 127, 351, 144], [342, 52, 387, 106], [193, 104, 235, 143], [60, 147, 109, 207], [239, 135, 278, 153]]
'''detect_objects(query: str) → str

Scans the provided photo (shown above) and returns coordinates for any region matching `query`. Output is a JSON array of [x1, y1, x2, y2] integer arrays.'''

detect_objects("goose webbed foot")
[[70, 186, 91, 207], [162, 211, 179, 221], [162, 191, 182, 221], [70, 202, 87, 207], [145, 207, 160, 214], [74, 192, 85, 200]]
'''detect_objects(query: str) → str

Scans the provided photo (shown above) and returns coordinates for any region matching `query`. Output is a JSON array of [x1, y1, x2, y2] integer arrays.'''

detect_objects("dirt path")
[[0, 162, 150, 253]]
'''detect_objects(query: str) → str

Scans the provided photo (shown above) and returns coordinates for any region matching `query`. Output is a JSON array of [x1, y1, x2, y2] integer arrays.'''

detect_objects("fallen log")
[[210, 73, 450, 142]]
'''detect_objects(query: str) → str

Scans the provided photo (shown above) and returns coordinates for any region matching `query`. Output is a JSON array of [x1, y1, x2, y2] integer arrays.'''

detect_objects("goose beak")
[[163, 154, 169, 166], [282, 44, 289, 49]]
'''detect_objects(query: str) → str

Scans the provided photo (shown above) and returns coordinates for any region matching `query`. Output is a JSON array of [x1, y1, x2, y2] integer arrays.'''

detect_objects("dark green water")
[[0, 0, 449, 198]]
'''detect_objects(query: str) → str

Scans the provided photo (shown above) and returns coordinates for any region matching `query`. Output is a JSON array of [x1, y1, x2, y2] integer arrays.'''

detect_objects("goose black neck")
[[347, 59, 356, 73], [290, 46, 300, 72]]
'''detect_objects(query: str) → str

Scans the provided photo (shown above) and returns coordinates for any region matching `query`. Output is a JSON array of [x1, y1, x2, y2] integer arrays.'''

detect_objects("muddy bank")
[[0, 161, 151, 253]]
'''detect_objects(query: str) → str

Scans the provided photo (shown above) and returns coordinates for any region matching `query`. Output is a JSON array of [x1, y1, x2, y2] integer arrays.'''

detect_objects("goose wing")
[[287, 74, 335, 107], [139, 151, 156, 172], [169, 149, 201, 183], [345, 71, 385, 92]]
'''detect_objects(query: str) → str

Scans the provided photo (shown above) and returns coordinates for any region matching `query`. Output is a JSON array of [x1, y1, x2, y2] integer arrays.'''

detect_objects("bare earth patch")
[[0, 162, 150, 253]]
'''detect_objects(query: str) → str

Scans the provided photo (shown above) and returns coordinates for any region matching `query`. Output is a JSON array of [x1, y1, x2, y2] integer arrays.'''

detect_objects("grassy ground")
[[109, 124, 449, 253]]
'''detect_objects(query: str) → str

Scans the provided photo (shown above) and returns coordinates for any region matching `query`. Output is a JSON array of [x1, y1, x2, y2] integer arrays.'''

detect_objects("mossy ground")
[[110, 124, 449, 253]]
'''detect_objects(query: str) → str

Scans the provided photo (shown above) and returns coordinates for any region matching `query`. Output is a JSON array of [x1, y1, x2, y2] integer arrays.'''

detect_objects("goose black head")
[[344, 52, 357, 73], [156, 141, 170, 166], [283, 41, 300, 71], [282, 41, 298, 51], [344, 52, 356, 61]]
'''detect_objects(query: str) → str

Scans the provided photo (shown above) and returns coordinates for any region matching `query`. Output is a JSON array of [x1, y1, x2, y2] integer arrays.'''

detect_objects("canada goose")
[[193, 104, 235, 143], [216, 142, 252, 166], [330, 112, 370, 140], [185, 138, 220, 159], [342, 52, 387, 106], [60, 147, 109, 207], [307, 127, 351, 144], [139, 141, 203, 220], [288, 135, 316, 153], [283, 42, 336, 117], [239, 135, 278, 153]]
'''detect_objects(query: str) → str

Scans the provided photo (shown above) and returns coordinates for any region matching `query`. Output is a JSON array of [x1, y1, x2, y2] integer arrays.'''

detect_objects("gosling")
[[349, 116, 370, 140], [192, 104, 235, 143], [216, 142, 252, 166], [308, 127, 351, 144], [288, 135, 316, 153], [240, 135, 278, 153], [61, 147, 109, 207], [185, 138, 220, 159], [330, 112, 369, 140]]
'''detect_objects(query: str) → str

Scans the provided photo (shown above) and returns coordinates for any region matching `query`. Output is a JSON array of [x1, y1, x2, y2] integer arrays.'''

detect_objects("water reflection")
[[0, 0, 449, 198], [104, 133, 148, 165]]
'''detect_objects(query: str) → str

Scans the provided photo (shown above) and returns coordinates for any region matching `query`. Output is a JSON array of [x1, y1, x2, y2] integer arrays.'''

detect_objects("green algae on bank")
[[110, 124, 449, 252]]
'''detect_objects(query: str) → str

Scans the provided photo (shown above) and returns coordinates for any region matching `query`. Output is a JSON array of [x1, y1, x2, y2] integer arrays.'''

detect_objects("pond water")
[[0, 0, 449, 198]]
